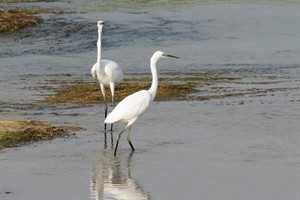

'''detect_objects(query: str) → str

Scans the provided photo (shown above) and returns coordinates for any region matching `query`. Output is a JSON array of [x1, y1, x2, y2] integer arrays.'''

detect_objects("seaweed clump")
[[41, 76, 207, 104], [0, 9, 43, 33], [0, 120, 82, 149]]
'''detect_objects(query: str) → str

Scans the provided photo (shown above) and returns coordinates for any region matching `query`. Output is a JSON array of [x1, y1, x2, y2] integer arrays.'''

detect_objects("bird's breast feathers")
[[102, 60, 124, 83], [91, 63, 97, 79]]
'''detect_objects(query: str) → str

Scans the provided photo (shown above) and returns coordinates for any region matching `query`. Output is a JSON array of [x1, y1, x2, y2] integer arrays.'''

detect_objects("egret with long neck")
[[104, 51, 179, 156], [91, 20, 124, 138]]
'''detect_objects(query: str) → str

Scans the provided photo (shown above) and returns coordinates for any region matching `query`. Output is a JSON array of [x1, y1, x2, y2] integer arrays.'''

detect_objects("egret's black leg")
[[110, 96, 115, 132], [109, 98, 114, 146], [110, 131, 114, 148], [114, 127, 128, 157], [104, 102, 108, 132], [100, 83, 107, 133], [104, 132, 107, 147], [127, 126, 135, 152], [104, 102, 108, 118], [103, 102, 108, 147]]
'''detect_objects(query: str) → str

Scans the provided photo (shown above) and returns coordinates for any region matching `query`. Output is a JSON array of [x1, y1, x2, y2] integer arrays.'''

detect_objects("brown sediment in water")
[[0, 9, 42, 33], [41, 75, 235, 104], [0, 120, 83, 149], [40, 73, 300, 104], [0, 6, 61, 33]]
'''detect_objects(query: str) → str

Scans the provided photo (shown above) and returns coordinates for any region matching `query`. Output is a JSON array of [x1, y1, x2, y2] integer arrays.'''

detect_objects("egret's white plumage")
[[91, 20, 124, 132], [105, 90, 151, 126], [105, 51, 179, 156]]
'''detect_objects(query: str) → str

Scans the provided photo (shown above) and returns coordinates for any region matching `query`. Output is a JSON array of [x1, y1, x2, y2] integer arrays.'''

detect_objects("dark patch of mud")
[[194, 87, 299, 101]]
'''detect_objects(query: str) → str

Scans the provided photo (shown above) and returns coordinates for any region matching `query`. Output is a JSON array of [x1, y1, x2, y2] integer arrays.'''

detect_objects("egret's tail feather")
[[104, 113, 115, 124]]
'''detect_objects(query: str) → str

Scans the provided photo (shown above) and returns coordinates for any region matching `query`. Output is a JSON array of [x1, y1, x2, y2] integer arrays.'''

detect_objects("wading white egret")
[[91, 20, 124, 134], [104, 51, 179, 156]]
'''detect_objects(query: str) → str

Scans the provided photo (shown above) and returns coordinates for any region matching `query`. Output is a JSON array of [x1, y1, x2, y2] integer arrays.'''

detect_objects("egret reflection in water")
[[90, 150, 151, 200]]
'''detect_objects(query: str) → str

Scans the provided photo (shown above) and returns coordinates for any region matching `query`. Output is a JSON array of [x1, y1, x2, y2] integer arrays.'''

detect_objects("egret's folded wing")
[[105, 90, 151, 124]]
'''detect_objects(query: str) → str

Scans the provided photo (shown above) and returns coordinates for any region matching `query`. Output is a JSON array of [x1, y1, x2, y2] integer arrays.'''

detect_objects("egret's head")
[[97, 20, 104, 28], [151, 51, 179, 63]]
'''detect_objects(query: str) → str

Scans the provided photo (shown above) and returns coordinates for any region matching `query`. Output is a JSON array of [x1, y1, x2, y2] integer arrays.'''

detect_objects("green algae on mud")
[[0, 120, 82, 149], [41, 75, 236, 104]]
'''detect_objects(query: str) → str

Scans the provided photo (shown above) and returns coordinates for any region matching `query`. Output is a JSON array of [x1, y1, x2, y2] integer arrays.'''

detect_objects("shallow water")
[[0, 0, 299, 199], [1, 100, 299, 199]]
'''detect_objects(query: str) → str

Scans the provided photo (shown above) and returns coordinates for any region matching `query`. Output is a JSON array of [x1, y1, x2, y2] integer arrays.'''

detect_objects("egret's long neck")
[[96, 27, 102, 68], [148, 59, 158, 102]]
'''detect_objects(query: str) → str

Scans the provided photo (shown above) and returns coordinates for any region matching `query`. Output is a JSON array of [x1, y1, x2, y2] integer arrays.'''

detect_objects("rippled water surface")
[[0, 0, 299, 199]]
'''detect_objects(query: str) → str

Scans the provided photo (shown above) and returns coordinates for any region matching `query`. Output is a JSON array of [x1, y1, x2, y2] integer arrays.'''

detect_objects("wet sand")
[[1, 0, 299, 199]]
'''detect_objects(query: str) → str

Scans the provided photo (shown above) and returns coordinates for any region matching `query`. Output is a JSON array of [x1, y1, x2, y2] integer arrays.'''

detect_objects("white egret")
[[104, 51, 179, 156], [91, 20, 124, 134]]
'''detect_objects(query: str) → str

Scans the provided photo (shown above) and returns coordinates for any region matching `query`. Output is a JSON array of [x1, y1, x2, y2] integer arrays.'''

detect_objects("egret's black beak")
[[165, 54, 180, 59]]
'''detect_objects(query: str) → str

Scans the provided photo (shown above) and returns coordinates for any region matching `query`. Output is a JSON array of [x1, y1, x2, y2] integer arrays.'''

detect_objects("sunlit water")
[[0, 0, 299, 199]]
